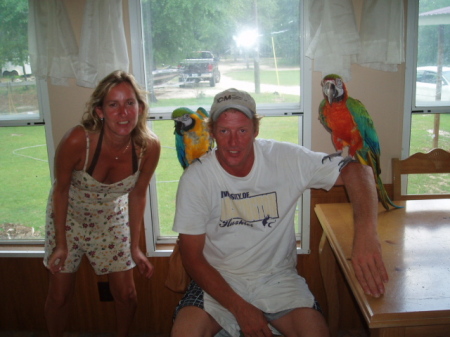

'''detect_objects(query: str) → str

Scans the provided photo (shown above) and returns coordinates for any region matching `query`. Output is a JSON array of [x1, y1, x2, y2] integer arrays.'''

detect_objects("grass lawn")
[[150, 91, 299, 109], [408, 113, 450, 194], [0, 126, 51, 237], [1, 113, 449, 239], [1, 73, 449, 239], [226, 69, 300, 86], [0, 114, 300, 239]]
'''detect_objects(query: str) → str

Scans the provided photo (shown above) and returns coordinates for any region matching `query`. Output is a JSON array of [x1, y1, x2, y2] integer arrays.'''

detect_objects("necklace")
[[112, 139, 131, 160]]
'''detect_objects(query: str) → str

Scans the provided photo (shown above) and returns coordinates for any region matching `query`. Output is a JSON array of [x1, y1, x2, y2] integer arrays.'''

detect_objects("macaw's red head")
[[321, 74, 347, 104]]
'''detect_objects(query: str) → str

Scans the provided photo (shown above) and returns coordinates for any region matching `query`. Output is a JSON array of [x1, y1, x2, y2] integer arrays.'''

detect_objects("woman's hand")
[[46, 245, 68, 274], [132, 248, 154, 279]]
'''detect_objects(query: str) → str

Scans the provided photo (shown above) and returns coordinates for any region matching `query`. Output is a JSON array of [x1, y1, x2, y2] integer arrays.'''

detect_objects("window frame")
[[403, 0, 450, 197], [128, 0, 313, 256], [0, 0, 54, 254], [0, 77, 55, 177], [0, 77, 53, 256]]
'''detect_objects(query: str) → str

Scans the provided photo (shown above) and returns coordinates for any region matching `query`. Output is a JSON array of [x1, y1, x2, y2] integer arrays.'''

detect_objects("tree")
[[141, 0, 293, 67], [0, 0, 29, 74], [418, 0, 450, 66]]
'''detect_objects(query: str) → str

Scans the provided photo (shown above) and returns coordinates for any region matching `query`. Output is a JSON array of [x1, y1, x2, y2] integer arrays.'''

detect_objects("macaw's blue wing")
[[346, 98, 380, 155], [346, 95, 401, 210], [175, 132, 188, 169], [172, 106, 213, 170], [172, 107, 193, 169]]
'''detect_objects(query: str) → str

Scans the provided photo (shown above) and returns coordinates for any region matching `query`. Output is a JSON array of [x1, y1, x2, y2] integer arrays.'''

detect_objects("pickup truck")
[[178, 51, 221, 87]]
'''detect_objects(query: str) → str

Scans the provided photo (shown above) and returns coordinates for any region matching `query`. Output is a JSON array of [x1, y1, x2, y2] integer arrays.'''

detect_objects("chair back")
[[392, 148, 450, 200]]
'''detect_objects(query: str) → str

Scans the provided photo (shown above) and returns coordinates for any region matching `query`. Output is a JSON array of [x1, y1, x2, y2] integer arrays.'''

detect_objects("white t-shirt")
[[173, 139, 342, 336]]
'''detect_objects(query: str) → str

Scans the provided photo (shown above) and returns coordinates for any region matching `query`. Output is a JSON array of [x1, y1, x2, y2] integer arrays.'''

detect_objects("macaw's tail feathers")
[[358, 152, 403, 211], [376, 175, 403, 210]]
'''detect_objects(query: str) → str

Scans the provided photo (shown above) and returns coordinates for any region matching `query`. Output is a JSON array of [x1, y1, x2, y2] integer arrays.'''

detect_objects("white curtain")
[[77, 0, 129, 88], [357, 0, 405, 71], [305, 0, 360, 81], [306, 0, 404, 81], [28, 0, 129, 88], [28, 0, 79, 86]]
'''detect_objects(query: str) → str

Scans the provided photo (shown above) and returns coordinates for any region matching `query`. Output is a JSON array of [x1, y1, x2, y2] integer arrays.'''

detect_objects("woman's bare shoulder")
[[61, 125, 85, 143], [148, 131, 161, 148], [138, 134, 160, 171], [56, 125, 93, 157]]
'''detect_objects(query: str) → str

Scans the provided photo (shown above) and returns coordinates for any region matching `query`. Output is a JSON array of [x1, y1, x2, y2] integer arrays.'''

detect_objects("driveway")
[[152, 60, 299, 100]]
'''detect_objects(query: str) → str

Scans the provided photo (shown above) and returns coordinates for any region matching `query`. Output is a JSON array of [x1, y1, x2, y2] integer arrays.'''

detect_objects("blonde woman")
[[44, 70, 160, 337]]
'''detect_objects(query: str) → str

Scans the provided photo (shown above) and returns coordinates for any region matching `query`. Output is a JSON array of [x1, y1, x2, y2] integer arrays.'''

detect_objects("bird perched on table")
[[171, 107, 214, 169], [318, 74, 401, 210]]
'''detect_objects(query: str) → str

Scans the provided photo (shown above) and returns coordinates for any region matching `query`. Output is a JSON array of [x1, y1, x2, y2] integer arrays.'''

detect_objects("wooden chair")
[[392, 148, 450, 200]]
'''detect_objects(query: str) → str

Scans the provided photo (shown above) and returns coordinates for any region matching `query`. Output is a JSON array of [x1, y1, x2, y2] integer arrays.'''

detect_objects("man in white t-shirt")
[[171, 88, 388, 337]]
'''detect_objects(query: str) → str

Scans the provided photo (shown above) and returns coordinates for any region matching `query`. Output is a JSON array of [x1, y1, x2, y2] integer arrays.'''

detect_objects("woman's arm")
[[127, 137, 161, 278], [47, 126, 86, 274]]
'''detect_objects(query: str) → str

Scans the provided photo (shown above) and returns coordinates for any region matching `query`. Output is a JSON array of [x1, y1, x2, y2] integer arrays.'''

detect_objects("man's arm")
[[335, 162, 389, 297], [178, 234, 273, 336]]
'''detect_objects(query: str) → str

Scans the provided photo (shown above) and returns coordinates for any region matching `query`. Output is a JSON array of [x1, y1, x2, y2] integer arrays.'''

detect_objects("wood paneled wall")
[[1, 185, 391, 335]]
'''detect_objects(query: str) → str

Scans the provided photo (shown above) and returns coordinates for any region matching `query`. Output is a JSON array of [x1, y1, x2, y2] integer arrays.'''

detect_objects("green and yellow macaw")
[[171, 107, 214, 169], [319, 74, 401, 210]]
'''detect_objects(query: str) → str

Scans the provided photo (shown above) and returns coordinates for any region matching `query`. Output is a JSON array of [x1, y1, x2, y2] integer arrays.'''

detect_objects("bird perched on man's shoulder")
[[171, 107, 214, 169], [318, 74, 401, 211]]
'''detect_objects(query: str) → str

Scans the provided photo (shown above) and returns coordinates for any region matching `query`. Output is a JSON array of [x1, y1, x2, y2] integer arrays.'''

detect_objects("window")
[[0, 0, 53, 247], [128, 0, 312, 256], [403, 0, 450, 197]]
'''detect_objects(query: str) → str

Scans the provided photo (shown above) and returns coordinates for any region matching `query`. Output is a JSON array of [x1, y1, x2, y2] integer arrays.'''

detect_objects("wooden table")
[[316, 199, 450, 337]]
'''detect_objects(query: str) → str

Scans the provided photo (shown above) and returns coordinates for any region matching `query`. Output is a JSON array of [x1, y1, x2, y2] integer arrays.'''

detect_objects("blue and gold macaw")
[[319, 74, 401, 210], [171, 107, 214, 169]]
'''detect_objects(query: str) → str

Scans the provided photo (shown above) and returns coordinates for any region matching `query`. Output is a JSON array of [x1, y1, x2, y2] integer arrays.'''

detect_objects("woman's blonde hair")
[[81, 70, 156, 153]]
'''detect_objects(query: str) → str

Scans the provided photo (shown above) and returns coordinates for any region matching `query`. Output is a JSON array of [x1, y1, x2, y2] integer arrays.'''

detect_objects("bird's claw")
[[338, 156, 357, 171], [322, 151, 343, 164]]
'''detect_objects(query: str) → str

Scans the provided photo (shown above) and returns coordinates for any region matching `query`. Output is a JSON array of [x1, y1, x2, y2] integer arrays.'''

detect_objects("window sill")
[[148, 243, 175, 257], [0, 244, 44, 257], [147, 242, 310, 257], [0, 242, 309, 258], [0, 243, 176, 258]]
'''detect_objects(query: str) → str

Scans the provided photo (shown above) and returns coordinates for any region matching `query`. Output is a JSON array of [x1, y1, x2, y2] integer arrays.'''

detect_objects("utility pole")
[[253, 0, 260, 94]]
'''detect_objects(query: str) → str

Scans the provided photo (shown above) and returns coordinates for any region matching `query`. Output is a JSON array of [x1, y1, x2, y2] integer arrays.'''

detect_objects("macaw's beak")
[[322, 82, 336, 105]]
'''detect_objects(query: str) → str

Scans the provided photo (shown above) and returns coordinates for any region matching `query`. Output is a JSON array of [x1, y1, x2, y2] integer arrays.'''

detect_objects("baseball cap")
[[210, 88, 256, 121]]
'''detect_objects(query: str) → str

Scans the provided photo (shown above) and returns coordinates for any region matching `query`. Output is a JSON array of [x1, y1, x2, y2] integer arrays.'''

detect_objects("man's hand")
[[233, 302, 273, 337], [351, 231, 388, 297], [179, 234, 273, 336], [338, 162, 390, 297]]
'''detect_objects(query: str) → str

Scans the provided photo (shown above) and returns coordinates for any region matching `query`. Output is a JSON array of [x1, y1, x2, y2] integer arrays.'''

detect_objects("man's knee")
[[171, 306, 221, 337], [271, 307, 329, 337]]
